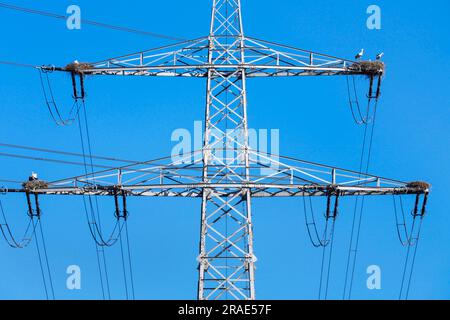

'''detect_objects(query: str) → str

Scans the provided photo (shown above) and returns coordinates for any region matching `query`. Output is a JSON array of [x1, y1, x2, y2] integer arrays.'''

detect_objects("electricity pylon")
[[2, 0, 429, 300]]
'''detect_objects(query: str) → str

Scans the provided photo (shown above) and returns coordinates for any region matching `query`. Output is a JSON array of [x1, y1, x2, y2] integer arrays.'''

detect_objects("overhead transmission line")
[[0, 142, 150, 173], [76, 99, 135, 299], [38, 67, 82, 126], [0, 60, 37, 69], [0, 198, 37, 248], [0, 2, 186, 41], [302, 75, 382, 300], [399, 217, 423, 300], [0, 60, 80, 126], [77, 100, 111, 299], [0, 192, 55, 299], [0, 142, 138, 164], [318, 218, 336, 300], [0, 115, 138, 299], [395, 192, 428, 300], [0, 152, 114, 170], [0, 178, 23, 184], [393, 196, 413, 247], [342, 94, 380, 300], [34, 218, 55, 300]]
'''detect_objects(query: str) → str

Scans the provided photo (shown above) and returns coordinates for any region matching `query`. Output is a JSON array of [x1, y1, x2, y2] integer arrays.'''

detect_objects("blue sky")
[[0, 0, 449, 299]]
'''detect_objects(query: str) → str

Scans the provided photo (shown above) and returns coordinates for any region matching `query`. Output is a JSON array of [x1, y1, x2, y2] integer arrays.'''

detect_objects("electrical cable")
[[399, 215, 423, 300], [119, 228, 129, 299], [405, 219, 423, 300], [324, 221, 336, 300], [38, 68, 65, 125], [34, 219, 49, 300], [38, 68, 82, 126], [303, 196, 330, 248], [32, 216, 55, 300], [398, 194, 427, 300], [342, 97, 380, 300], [76, 98, 137, 299], [0, 142, 137, 164], [114, 188, 135, 300], [0, 179, 23, 184], [77, 100, 125, 247], [77, 100, 114, 299], [317, 193, 338, 299], [124, 220, 136, 299], [95, 245, 106, 300], [303, 196, 322, 247], [345, 100, 380, 299], [346, 75, 367, 125], [318, 215, 336, 300], [37, 218, 55, 299], [0, 198, 38, 248], [0, 151, 114, 170], [1, 191, 55, 298], [0, 60, 37, 68], [0, 2, 186, 41], [393, 195, 412, 246]]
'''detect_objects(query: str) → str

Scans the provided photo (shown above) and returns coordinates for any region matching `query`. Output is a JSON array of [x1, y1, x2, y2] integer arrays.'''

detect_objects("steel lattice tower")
[[199, 0, 255, 300], [2, 0, 430, 300]]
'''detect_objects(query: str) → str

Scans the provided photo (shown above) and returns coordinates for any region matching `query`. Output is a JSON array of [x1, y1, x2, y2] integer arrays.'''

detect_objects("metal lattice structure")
[[2, 0, 429, 300]]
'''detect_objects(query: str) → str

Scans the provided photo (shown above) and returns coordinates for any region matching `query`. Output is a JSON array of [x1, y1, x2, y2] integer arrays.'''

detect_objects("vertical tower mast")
[[198, 0, 256, 300]]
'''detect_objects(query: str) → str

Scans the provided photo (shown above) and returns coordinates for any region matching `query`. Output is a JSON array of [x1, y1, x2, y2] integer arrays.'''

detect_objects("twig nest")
[[22, 180, 49, 190], [406, 181, 431, 190], [64, 62, 94, 73], [351, 61, 385, 76]]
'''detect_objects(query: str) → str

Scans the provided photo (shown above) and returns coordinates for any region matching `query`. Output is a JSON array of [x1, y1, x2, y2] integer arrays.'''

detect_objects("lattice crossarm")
[[241, 36, 384, 78], [41, 37, 211, 77], [3, 182, 428, 198]]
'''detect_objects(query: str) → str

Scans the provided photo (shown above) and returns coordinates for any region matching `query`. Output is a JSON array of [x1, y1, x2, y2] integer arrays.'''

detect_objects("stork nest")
[[351, 61, 385, 76], [64, 62, 94, 73], [22, 180, 49, 190], [406, 181, 431, 190]]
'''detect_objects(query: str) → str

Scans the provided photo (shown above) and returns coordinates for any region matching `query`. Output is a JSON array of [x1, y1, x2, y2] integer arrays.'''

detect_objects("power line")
[[34, 218, 55, 299], [0, 198, 38, 249], [0, 151, 175, 185], [78, 99, 115, 299], [0, 142, 138, 164], [0, 2, 186, 41], [0, 178, 23, 184], [124, 221, 136, 299], [34, 220, 49, 300], [404, 222, 422, 300], [119, 230, 129, 299], [343, 98, 380, 300], [37, 219, 55, 299], [0, 152, 114, 170], [38, 68, 82, 127], [0, 60, 37, 69], [318, 214, 337, 300], [323, 223, 336, 300]]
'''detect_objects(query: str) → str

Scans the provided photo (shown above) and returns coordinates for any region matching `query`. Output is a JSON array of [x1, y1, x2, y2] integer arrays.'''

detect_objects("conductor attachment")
[[65, 61, 92, 100], [114, 187, 129, 220]]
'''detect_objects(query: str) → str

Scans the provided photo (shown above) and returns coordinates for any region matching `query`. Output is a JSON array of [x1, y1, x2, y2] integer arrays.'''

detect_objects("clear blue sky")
[[0, 0, 449, 299]]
